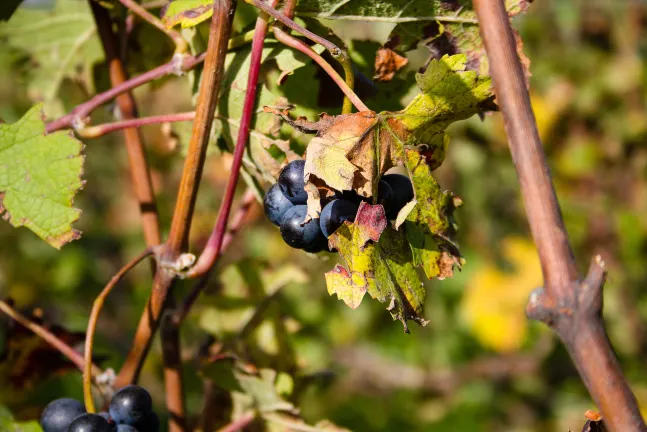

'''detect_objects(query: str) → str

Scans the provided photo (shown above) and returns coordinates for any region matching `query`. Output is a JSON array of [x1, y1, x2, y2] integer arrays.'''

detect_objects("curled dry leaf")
[[374, 47, 409, 82]]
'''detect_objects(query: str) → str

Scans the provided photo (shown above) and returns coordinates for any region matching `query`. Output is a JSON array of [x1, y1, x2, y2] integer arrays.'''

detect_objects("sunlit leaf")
[[0, 406, 42, 432], [0, 104, 84, 248], [161, 0, 213, 29]]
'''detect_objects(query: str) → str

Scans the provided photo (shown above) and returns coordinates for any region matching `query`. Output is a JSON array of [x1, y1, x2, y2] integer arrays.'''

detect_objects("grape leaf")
[[0, 406, 42, 432], [327, 203, 427, 331], [0, 0, 102, 117], [0, 104, 84, 248], [161, 0, 213, 29], [266, 53, 492, 220], [295, 0, 530, 78], [267, 54, 491, 327]]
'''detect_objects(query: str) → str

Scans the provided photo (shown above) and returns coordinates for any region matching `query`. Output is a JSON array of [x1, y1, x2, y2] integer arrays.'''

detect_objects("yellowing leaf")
[[462, 238, 542, 352], [161, 0, 213, 29], [327, 203, 427, 331], [0, 105, 84, 248]]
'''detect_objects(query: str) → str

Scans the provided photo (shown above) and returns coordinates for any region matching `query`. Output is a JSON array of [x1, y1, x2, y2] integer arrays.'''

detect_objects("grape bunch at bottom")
[[40, 385, 159, 432], [263, 160, 415, 252]]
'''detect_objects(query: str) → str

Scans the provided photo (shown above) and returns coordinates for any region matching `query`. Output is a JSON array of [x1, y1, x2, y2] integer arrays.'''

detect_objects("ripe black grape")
[[109, 385, 153, 426], [304, 230, 330, 253], [382, 174, 414, 220], [280, 205, 324, 249], [263, 183, 294, 226], [67, 413, 113, 432], [319, 199, 359, 238], [377, 180, 393, 214], [133, 412, 160, 432], [116, 425, 138, 431], [40, 398, 85, 432], [278, 160, 307, 204]]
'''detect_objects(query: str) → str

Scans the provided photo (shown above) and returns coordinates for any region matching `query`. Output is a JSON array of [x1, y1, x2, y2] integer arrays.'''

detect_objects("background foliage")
[[1, 0, 646, 430]]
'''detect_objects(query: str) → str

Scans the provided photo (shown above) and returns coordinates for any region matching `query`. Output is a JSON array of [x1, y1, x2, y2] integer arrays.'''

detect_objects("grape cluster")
[[263, 160, 415, 250], [40, 386, 159, 432]]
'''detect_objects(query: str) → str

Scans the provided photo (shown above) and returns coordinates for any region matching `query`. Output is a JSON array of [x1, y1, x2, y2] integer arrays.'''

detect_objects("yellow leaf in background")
[[462, 237, 542, 352]]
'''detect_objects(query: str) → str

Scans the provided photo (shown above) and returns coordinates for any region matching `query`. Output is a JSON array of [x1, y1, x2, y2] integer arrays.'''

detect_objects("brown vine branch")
[[118, 0, 187, 53], [0, 299, 101, 376], [473, 0, 646, 430], [115, 0, 237, 389], [83, 248, 155, 413], [90, 0, 162, 249], [160, 305, 186, 432]]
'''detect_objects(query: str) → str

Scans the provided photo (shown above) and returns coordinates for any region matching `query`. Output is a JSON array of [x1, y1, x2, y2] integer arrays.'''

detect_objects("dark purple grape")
[[279, 205, 324, 249], [382, 174, 414, 220], [67, 414, 113, 432], [40, 398, 85, 432], [263, 183, 294, 226], [133, 412, 160, 432], [334, 189, 369, 206], [377, 180, 393, 214], [109, 385, 153, 426], [319, 199, 359, 238], [304, 230, 330, 253], [117, 425, 138, 431], [278, 160, 307, 204]]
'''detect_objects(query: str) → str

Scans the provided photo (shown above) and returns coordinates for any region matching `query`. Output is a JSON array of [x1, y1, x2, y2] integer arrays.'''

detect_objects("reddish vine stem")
[[89, 0, 162, 249], [272, 27, 367, 112], [0, 299, 100, 376], [45, 31, 254, 134], [83, 248, 155, 413], [473, 0, 646, 430], [78, 112, 196, 138], [175, 3, 275, 326], [115, 0, 236, 390], [216, 413, 256, 432]]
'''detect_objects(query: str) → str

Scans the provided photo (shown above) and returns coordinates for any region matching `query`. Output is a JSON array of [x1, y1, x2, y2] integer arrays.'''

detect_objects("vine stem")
[[176, 188, 257, 324], [83, 248, 155, 413], [45, 31, 254, 134], [216, 413, 256, 432], [118, 0, 188, 53], [473, 0, 646, 430], [77, 112, 196, 138], [246, 0, 356, 113], [175, 2, 275, 328], [115, 0, 236, 391], [0, 300, 101, 376], [272, 26, 367, 112], [89, 0, 162, 249]]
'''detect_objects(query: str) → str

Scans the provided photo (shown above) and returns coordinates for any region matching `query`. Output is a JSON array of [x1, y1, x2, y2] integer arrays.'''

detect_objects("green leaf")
[[0, 0, 102, 117], [295, 0, 530, 77], [0, 104, 84, 248], [0, 406, 42, 432], [327, 203, 427, 331], [161, 0, 213, 29], [398, 54, 493, 143], [402, 148, 463, 280], [201, 357, 297, 413]]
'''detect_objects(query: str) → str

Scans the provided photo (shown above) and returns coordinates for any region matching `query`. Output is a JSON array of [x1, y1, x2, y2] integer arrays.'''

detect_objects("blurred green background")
[[1, 0, 647, 431]]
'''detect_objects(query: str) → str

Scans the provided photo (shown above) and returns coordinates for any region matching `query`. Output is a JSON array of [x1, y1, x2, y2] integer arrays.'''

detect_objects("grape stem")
[[83, 248, 156, 413], [0, 300, 101, 376], [474, 0, 646, 430]]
